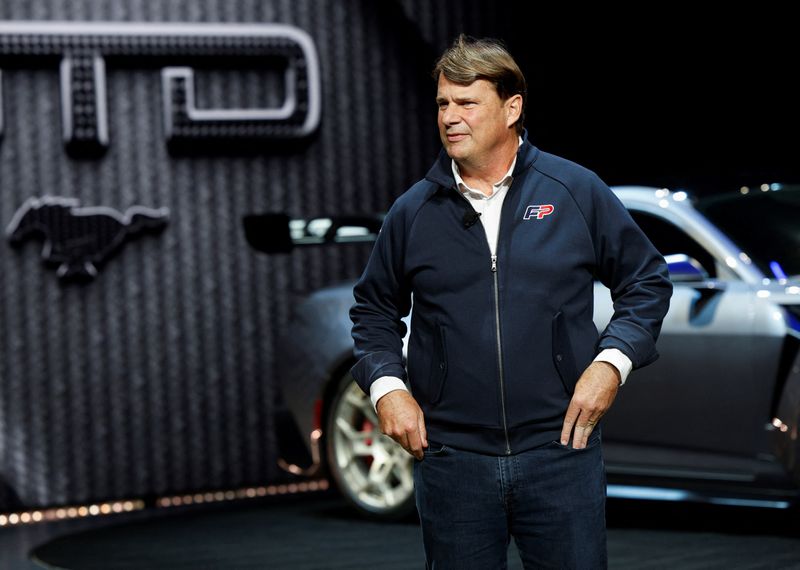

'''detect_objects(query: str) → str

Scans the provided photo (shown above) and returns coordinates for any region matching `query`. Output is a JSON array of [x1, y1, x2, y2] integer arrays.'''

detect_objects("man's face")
[[436, 75, 516, 166]]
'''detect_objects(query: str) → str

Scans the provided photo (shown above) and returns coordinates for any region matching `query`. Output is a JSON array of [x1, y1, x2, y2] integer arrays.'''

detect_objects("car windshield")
[[697, 185, 800, 280]]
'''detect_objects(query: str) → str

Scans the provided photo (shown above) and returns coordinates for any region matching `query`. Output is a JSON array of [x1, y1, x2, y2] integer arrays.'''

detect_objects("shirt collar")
[[452, 136, 522, 199]]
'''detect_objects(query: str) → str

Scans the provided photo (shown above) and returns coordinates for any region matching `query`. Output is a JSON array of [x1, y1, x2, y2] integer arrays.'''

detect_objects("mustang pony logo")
[[6, 196, 169, 280]]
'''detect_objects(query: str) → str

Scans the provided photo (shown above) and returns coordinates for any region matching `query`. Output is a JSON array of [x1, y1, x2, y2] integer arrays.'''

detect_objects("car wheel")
[[326, 374, 416, 520]]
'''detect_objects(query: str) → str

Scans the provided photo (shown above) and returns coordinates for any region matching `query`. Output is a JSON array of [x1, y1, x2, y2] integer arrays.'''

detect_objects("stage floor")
[[2, 489, 799, 569]]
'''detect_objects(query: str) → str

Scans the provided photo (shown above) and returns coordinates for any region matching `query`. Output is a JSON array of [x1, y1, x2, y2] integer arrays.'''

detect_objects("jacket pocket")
[[429, 323, 448, 405], [552, 310, 579, 394]]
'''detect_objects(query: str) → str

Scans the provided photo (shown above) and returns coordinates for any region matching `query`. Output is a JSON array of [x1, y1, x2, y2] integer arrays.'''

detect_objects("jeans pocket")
[[550, 429, 602, 451], [422, 443, 449, 457]]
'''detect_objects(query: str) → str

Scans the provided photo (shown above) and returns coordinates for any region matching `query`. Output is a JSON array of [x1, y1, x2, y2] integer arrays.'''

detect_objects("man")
[[350, 35, 672, 569]]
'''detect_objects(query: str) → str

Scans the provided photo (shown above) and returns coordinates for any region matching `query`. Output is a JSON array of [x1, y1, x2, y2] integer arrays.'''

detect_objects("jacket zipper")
[[460, 191, 513, 455], [491, 254, 512, 455]]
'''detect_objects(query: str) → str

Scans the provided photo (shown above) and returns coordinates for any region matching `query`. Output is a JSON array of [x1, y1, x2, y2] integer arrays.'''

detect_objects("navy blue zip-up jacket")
[[350, 133, 673, 455]]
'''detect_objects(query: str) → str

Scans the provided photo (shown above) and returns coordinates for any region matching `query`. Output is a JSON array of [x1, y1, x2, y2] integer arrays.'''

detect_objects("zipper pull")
[[491, 255, 497, 272]]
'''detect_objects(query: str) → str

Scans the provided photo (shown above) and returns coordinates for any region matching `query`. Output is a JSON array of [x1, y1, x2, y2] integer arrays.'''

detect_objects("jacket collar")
[[424, 128, 540, 189]]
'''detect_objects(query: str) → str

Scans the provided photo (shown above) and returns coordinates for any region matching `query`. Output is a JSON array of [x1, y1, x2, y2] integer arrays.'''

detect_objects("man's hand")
[[376, 390, 428, 460], [560, 361, 620, 449]]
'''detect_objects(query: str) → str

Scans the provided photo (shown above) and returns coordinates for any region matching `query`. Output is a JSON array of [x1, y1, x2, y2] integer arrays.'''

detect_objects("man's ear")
[[506, 94, 523, 128]]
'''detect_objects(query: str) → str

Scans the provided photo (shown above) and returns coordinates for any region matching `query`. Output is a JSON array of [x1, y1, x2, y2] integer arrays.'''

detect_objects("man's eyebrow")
[[435, 96, 478, 104]]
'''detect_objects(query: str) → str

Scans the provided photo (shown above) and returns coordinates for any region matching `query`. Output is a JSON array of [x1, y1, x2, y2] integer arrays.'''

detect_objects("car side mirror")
[[664, 253, 709, 282], [243, 212, 382, 253], [243, 213, 294, 253]]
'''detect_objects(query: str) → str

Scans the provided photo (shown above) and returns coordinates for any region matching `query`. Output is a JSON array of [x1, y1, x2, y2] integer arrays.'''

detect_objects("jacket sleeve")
[[588, 178, 673, 369], [349, 200, 412, 394]]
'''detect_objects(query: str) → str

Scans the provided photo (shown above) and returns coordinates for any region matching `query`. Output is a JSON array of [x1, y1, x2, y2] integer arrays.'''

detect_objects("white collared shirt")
[[451, 151, 515, 257]]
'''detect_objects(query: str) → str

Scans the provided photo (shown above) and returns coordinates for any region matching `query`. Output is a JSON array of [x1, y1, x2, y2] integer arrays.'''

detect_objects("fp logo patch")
[[523, 204, 554, 220]]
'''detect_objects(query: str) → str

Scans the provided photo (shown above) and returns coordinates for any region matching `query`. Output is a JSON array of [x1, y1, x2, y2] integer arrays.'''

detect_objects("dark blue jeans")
[[413, 430, 607, 569]]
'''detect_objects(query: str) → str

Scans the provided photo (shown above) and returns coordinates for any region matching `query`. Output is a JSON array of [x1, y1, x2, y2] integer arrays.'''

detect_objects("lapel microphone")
[[462, 210, 482, 228]]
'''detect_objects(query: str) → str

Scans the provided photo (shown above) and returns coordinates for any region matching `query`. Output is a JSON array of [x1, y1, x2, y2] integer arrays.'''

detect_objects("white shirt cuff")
[[594, 348, 633, 386], [370, 376, 409, 410]]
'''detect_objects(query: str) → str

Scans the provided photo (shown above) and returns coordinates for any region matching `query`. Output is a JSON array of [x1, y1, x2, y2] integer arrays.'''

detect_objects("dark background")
[[509, 8, 799, 195], [0, 1, 796, 512]]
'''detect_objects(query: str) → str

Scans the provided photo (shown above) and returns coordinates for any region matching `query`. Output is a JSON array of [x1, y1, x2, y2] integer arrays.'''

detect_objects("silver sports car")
[[272, 184, 800, 520]]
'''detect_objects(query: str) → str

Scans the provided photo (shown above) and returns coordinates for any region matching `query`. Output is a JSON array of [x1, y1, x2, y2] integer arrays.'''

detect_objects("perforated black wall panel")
[[0, 0, 510, 510]]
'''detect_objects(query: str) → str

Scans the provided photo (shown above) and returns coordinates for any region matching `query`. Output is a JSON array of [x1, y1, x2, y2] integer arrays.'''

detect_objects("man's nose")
[[441, 105, 460, 125]]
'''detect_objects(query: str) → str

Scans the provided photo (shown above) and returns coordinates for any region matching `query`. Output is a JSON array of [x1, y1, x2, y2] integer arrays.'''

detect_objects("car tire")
[[326, 374, 416, 520]]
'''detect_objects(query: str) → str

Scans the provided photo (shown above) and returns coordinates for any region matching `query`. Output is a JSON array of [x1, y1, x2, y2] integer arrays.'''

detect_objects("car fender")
[[277, 283, 360, 450], [773, 337, 800, 487]]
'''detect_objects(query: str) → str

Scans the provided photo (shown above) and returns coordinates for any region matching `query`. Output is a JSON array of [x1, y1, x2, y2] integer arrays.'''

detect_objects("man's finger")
[[397, 432, 411, 455], [407, 426, 424, 460], [418, 413, 428, 449], [571, 410, 597, 449], [560, 401, 581, 445]]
